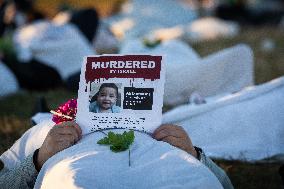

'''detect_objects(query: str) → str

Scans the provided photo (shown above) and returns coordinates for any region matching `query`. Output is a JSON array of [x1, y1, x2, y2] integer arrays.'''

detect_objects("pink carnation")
[[52, 99, 77, 124]]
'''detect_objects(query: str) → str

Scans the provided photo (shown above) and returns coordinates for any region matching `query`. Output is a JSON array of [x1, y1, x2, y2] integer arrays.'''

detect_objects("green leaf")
[[97, 131, 135, 152], [143, 38, 161, 48], [97, 136, 110, 145]]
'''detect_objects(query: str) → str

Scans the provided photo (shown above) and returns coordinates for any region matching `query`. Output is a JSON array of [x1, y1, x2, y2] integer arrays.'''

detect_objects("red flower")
[[52, 99, 77, 124]]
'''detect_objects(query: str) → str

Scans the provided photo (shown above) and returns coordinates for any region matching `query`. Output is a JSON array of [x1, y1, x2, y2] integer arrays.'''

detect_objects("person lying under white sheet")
[[0, 121, 233, 189]]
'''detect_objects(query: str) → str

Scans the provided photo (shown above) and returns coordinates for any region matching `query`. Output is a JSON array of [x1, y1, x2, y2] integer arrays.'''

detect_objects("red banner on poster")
[[85, 55, 162, 82]]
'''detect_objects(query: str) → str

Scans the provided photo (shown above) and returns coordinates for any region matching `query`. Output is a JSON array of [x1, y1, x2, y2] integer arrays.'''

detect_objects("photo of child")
[[89, 83, 121, 113]]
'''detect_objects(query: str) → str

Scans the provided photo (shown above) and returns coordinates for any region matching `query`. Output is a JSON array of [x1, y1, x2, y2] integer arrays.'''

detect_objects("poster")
[[76, 55, 165, 134]]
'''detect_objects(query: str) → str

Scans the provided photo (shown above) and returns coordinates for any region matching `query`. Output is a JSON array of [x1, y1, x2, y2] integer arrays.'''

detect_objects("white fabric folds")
[[0, 120, 223, 188], [34, 130, 222, 189], [121, 40, 254, 106], [163, 76, 284, 161], [0, 63, 19, 97], [13, 21, 95, 80]]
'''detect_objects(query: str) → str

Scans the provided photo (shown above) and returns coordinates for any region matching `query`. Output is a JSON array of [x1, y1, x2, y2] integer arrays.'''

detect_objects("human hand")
[[152, 124, 197, 158], [36, 121, 82, 170]]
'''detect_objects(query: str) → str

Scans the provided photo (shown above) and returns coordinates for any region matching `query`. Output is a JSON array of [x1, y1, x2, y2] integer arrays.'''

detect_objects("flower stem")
[[129, 148, 131, 167], [50, 110, 73, 119]]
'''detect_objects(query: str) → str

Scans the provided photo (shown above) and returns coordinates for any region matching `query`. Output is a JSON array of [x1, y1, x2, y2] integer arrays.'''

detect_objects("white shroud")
[[0, 120, 223, 189], [120, 40, 254, 106], [163, 76, 284, 161], [34, 130, 223, 189]]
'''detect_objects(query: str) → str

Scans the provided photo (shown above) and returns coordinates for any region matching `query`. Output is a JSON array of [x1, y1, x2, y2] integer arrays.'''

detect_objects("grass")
[[33, 0, 126, 18], [216, 160, 283, 189]]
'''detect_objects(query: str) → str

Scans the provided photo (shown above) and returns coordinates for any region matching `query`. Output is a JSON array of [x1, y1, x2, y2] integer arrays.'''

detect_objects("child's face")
[[97, 87, 117, 110]]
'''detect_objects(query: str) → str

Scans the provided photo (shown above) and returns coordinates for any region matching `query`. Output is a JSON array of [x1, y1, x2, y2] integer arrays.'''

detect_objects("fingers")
[[57, 127, 80, 142], [152, 124, 182, 138], [58, 134, 77, 145], [152, 124, 185, 140], [160, 135, 183, 150], [57, 135, 77, 149], [54, 121, 82, 142], [61, 121, 82, 137], [153, 129, 179, 141], [159, 135, 196, 156], [37, 121, 82, 170], [74, 124, 82, 136], [152, 124, 173, 136], [152, 124, 197, 157]]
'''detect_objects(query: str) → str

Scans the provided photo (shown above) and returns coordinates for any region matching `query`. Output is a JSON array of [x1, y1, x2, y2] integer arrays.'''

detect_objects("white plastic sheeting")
[[0, 120, 54, 170], [13, 21, 95, 80], [104, 0, 239, 42], [0, 120, 222, 189], [0, 63, 19, 97], [104, 0, 197, 40], [185, 17, 240, 42], [35, 131, 223, 189], [151, 17, 240, 42], [121, 40, 254, 106], [163, 76, 284, 161]]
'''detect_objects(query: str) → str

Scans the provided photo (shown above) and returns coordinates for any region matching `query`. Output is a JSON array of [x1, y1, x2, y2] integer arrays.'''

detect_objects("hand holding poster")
[[76, 55, 165, 134]]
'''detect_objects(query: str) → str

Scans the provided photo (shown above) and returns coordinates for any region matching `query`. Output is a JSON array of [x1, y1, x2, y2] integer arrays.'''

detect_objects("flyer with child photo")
[[76, 55, 165, 134]]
